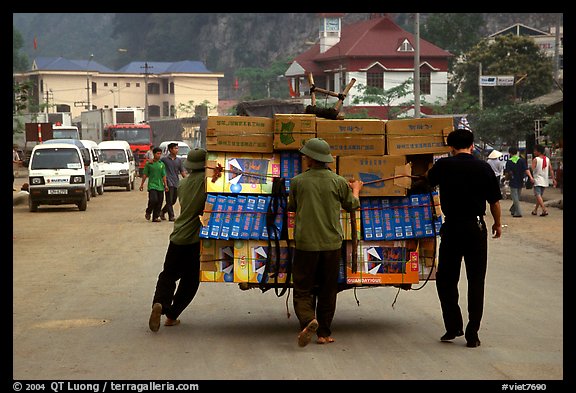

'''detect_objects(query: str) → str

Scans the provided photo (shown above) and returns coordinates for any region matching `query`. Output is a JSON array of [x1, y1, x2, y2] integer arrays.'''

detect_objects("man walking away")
[[161, 143, 187, 221], [427, 129, 502, 348]]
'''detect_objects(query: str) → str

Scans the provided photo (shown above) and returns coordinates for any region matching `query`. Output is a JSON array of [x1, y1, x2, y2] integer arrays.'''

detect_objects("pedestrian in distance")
[[531, 144, 557, 217], [504, 147, 533, 218], [133, 149, 141, 177], [145, 145, 155, 163], [148, 148, 207, 332], [13, 145, 22, 191], [139, 147, 168, 222], [287, 137, 363, 347], [426, 128, 502, 348], [160, 143, 187, 222], [486, 150, 506, 185]]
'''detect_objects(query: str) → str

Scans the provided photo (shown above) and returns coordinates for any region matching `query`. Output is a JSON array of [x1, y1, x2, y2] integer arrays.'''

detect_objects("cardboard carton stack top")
[[201, 113, 454, 285]]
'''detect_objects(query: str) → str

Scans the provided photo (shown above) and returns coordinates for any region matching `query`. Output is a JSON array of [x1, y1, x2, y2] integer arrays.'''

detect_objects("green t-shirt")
[[169, 171, 207, 245], [143, 160, 166, 191], [287, 167, 360, 251]]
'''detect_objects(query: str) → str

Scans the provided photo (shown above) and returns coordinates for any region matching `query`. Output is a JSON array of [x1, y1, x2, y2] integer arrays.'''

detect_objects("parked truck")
[[80, 108, 152, 174]]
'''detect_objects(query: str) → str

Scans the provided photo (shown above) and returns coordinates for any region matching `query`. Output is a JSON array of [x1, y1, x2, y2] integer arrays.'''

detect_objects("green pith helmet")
[[299, 138, 333, 163]]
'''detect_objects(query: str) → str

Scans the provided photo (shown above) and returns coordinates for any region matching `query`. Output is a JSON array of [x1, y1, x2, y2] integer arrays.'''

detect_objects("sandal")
[[317, 336, 335, 344], [531, 210, 537, 215], [297, 319, 318, 347], [540, 211, 549, 217], [164, 318, 180, 326]]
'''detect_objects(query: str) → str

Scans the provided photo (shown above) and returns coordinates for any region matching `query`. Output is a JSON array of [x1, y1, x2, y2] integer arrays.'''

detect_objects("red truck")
[[81, 108, 152, 175]]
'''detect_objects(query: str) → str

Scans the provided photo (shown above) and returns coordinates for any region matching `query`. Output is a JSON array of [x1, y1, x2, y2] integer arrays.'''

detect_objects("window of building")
[[113, 82, 117, 87], [162, 101, 170, 117], [148, 83, 160, 95], [367, 67, 384, 89], [397, 38, 414, 52], [170, 105, 176, 116], [136, 82, 140, 88], [162, 79, 169, 94], [104, 82, 108, 87], [126, 82, 131, 87], [420, 69, 431, 95], [91, 81, 97, 95], [148, 105, 160, 117], [170, 82, 175, 94]]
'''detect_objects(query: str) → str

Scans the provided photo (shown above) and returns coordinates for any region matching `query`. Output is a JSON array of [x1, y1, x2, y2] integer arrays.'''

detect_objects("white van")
[[159, 141, 190, 161], [27, 142, 91, 212], [80, 139, 105, 196], [98, 140, 136, 191]]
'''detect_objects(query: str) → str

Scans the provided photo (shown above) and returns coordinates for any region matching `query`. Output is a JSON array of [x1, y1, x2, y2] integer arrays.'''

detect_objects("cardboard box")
[[386, 117, 453, 155], [316, 118, 385, 134], [344, 240, 420, 285], [233, 240, 293, 284], [205, 152, 280, 194], [316, 118, 386, 156], [338, 155, 411, 197], [199, 239, 235, 282], [273, 114, 317, 150], [206, 116, 274, 153], [317, 133, 385, 156], [301, 155, 337, 172], [207, 115, 273, 133], [206, 128, 273, 153]]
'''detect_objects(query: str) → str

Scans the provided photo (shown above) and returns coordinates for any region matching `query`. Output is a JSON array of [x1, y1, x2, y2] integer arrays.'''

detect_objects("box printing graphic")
[[199, 239, 235, 282], [205, 152, 280, 194]]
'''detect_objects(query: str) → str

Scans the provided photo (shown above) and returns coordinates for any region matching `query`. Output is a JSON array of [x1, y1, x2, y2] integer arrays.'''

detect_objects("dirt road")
[[12, 175, 565, 386]]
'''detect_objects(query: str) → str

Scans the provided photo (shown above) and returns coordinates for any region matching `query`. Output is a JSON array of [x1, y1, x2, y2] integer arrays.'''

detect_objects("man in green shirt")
[[148, 148, 207, 332], [139, 147, 168, 222], [288, 138, 362, 347]]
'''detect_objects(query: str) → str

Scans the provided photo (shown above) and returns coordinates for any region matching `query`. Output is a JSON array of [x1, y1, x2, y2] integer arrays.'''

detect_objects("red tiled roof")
[[293, 15, 452, 74]]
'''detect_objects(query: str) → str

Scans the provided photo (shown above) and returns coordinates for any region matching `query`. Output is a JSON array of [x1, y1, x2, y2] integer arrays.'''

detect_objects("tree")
[[235, 58, 292, 100], [421, 13, 484, 59], [453, 35, 554, 108], [541, 111, 563, 145], [13, 27, 29, 72], [468, 102, 547, 148], [351, 79, 415, 120]]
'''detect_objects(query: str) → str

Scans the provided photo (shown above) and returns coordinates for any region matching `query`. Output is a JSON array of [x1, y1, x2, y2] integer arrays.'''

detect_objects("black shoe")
[[440, 330, 464, 341], [466, 338, 481, 348]]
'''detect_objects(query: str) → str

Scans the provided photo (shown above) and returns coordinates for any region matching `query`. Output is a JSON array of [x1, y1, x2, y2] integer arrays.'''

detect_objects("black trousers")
[[161, 186, 178, 219], [151, 241, 200, 321], [292, 248, 340, 338], [436, 219, 488, 339], [145, 189, 165, 220]]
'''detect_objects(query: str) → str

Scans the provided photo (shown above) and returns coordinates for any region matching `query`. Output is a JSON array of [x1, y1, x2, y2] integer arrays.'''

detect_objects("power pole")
[[86, 54, 94, 110], [141, 62, 153, 122], [413, 13, 421, 118]]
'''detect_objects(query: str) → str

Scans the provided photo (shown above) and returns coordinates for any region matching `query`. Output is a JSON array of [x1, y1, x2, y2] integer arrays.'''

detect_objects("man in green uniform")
[[139, 147, 168, 222], [288, 138, 363, 347], [148, 148, 207, 332]]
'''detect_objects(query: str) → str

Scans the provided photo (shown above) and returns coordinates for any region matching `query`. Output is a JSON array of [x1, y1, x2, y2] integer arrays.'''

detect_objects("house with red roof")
[[284, 13, 453, 119]]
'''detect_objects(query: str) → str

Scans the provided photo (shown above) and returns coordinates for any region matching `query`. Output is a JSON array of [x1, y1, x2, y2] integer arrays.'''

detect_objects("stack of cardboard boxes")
[[199, 113, 453, 288]]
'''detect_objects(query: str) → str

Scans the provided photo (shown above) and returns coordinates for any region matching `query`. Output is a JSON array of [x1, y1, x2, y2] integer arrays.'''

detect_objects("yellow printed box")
[[337, 155, 411, 197], [317, 133, 385, 156], [274, 114, 317, 150], [205, 152, 280, 194], [207, 115, 273, 133], [344, 240, 419, 285], [316, 118, 385, 135], [199, 239, 235, 282], [206, 128, 273, 153], [385, 117, 453, 155], [233, 240, 293, 284]]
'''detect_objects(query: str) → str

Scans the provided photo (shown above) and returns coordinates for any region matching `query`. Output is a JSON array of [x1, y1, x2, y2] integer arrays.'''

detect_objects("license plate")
[[48, 189, 68, 195]]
